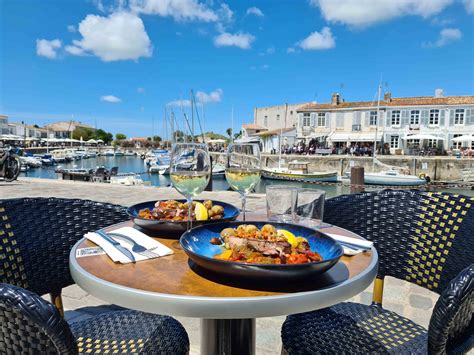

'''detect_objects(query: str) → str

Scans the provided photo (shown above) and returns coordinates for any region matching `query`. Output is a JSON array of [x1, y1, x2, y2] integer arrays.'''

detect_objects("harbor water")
[[20, 156, 473, 198]]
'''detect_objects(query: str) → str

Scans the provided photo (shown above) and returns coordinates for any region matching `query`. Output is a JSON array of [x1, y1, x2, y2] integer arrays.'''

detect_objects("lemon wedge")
[[194, 202, 209, 221], [278, 229, 298, 248]]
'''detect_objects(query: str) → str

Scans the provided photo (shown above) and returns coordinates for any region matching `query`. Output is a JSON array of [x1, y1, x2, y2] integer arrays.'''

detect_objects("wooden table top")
[[73, 214, 375, 299]]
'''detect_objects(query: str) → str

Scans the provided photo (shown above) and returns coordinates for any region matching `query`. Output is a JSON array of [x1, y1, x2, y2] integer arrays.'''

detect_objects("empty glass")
[[266, 185, 297, 222], [294, 188, 326, 228]]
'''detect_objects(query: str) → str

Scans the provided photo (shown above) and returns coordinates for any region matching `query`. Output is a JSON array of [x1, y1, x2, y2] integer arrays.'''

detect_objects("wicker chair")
[[281, 190, 474, 354], [0, 197, 189, 354]]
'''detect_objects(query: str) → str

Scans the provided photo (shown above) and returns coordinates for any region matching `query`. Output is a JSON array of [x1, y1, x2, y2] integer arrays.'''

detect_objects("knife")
[[96, 229, 136, 263]]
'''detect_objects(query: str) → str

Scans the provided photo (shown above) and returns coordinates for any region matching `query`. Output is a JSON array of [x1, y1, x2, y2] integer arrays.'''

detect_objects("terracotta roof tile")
[[298, 95, 474, 111], [242, 123, 267, 130], [252, 128, 295, 136]]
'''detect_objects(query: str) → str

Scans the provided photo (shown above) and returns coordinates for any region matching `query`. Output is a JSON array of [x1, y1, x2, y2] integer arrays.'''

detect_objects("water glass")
[[266, 185, 297, 222], [295, 188, 326, 228]]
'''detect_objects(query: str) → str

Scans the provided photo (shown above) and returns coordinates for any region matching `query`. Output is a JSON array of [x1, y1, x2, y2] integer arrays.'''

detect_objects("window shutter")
[[298, 113, 303, 128], [336, 113, 344, 128], [401, 110, 409, 127], [310, 113, 316, 127], [364, 112, 369, 127], [325, 113, 330, 128], [420, 110, 428, 125], [386, 110, 391, 127], [467, 109, 473, 125], [440, 109, 446, 126]]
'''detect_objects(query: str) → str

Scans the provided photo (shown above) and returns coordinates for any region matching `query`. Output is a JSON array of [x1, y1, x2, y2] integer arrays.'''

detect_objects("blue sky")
[[1, 0, 473, 138]]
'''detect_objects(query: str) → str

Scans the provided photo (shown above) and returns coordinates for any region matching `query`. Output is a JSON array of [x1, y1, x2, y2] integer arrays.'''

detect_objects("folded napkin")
[[85, 226, 173, 264], [326, 233, 374, 256]]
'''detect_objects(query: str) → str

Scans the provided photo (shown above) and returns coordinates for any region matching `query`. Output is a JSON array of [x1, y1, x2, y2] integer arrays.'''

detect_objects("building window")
[[303, 113, 310, 127], [391, 110, 400, 126], [317, 113, 326, 127], [429, 109, 439, 125], [427, 139, 437, 148], [390, 135, 399, 149], [454, 109, 465, 125], [290, 111, 293, 115], [264, 116, 268, 127], [369, 111, 377, 126], [276, 114, 280, 121], [410, 110, 420, 125]]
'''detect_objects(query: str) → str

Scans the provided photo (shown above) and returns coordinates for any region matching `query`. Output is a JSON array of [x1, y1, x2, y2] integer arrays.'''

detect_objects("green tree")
[[152, 136, 162, 142], [72, 127, 95, 141], [116, 133, 127, 140], [226, 128, 232, 138]]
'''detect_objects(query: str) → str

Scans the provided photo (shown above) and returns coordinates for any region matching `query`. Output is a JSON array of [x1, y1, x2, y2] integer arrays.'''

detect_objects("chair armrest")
[[0, 283, 77, 354], [428, 264, 473, 355]]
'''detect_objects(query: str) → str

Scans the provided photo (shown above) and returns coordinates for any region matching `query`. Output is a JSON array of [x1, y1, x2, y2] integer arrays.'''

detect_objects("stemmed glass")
[[169, 143, 211, 229], [225, 143, 261, 221]]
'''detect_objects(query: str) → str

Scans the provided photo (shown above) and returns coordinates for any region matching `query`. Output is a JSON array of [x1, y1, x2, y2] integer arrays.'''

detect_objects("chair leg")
[[50, 290, 64, 317], [371, 277, 384, 306]]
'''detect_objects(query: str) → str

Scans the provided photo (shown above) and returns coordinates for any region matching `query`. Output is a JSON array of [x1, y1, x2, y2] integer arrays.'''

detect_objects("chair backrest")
[[428, 264, 473, 354], [110, 167, 119, 176], [0, 198, 128, 296], [0, 283, 77, 354], [324, 190, 474, 294], [95, 167, 106, 176]]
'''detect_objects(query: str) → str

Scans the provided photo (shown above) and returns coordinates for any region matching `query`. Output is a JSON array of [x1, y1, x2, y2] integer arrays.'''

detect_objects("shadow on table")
[[188, 261, 349, 293]]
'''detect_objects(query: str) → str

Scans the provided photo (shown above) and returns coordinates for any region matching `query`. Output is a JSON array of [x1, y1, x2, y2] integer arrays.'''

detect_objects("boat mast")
[[191, 90, 195, 142], [231, 107, 234, 144], [373, 79, 382, 171], [279, 103, 287, 169]]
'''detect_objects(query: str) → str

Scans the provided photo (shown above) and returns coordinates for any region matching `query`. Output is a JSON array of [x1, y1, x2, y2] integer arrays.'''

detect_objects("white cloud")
[[196, 88, 223, 103], [287, 47, 296, 53], [130, 0, 218, 22], [36, 39, 62, 59], [167, 99, 192, 107], [424, 27, 462, 47], [218, 4, 234, 23], [262, 64, 269, 70], [246, 6, 264, 17], [100, 95, 122, 103], [137, 87, 145, 93], [259, 46, 275, 56], [214, 32, 255, 49], [68, 11, 152, 62], [310, 0, 453, 27], [67, 25, 76, 32], [298, 27, 335, 50], [463, 0, 474, 13]]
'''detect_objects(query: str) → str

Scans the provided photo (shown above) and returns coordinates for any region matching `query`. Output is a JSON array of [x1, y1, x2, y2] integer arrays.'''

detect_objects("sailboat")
[[346, 83, 426, 186], [261, 103, 338, 182]]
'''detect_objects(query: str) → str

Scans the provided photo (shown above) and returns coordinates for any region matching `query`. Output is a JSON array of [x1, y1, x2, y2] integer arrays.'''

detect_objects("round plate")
[[127, 199, 240, 236], [180, 221, 344, 280]]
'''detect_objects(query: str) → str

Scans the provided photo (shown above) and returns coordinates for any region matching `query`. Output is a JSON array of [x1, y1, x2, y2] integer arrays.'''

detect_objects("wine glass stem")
[[240, 193, 247, 221], [187, 197, 193, 230]]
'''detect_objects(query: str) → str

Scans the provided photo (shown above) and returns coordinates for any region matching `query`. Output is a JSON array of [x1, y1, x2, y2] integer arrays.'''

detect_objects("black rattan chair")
[[281, 190, 474, 354], [0, 197, 189, 354]]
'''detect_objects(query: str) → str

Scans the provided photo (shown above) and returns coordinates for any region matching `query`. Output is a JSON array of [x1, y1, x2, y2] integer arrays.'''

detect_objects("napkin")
[[85, 226, 173, 264], [325, 233, 374, 256]]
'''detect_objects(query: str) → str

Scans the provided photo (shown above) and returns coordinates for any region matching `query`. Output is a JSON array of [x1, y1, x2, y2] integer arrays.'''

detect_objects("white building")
[[254, 103, 309, 131], [296, 91, 474, 154], [0, 115, 8, 135]]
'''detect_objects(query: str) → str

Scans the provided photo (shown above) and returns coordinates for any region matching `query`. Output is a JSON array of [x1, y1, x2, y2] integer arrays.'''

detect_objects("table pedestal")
[[201, 318, 256, 355]]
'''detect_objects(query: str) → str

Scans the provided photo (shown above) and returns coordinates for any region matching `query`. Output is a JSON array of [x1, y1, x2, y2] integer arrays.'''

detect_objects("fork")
[[106, 232, 159, 258]]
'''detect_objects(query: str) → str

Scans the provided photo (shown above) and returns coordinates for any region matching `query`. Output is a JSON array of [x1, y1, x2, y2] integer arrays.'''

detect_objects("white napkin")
[[85, 226, 173, 264], [326, 233, 374, 256]]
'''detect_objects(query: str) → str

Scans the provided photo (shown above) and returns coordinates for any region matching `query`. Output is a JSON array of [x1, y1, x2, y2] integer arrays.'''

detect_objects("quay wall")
[[210, 153, 473, 181]]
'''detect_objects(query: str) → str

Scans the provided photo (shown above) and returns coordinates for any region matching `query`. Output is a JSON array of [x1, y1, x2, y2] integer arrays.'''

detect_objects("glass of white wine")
[[225, 143, 261, 221], [169, 143, 211, 230]]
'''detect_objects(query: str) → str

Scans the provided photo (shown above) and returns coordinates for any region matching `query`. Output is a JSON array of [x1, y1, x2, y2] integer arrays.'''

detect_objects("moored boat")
[[345, 169, 426, 186], [104, 149, 115, 156], [114, 149, 125, 157], [262, 161, 338, 182]]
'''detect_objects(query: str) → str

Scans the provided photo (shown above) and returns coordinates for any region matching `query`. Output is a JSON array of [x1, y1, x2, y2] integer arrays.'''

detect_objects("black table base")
[[201, 318, 256, 355]]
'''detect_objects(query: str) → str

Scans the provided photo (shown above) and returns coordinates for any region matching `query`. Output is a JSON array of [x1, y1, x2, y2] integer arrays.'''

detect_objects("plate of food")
[[180, 221, 344, 279], [127, 199, 240, 235]]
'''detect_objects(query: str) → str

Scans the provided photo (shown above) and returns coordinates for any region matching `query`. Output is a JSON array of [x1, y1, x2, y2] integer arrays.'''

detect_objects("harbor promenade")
[[2, 178, 440, 354]]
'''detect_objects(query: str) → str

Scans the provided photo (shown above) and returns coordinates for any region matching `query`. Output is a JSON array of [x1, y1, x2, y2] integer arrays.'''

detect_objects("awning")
[[234, 136, 260, 143], [402, 134, 445, 140], [0, 134, 23, 140], [452, 135, 473, 142], [207, 139, 226, 144], [86, 139, 98, 144], [329, 133, 382, 142]]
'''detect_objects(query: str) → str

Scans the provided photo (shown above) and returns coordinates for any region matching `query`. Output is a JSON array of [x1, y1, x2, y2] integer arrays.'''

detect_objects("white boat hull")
[[262, 168, 338, 182], [346, 171, 426, 186]]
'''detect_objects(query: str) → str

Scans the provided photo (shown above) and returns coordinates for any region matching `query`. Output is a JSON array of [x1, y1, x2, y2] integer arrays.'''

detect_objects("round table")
[[70, 216, 378, 354]]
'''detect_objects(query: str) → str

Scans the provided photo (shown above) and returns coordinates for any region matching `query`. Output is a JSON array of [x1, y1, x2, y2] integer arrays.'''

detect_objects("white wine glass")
[[170, 143, 211, 230], [225, 143, 261, 221]]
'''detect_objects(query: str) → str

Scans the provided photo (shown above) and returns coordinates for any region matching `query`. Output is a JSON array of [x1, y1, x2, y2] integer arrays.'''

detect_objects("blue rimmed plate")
[[180, 221, 344, 280], [127, 199, 240, 237]]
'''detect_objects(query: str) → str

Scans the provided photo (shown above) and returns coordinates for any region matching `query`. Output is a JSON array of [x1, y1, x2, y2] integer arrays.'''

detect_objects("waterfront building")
[[253, 103, 309, 131], [45, 121, 94, 139], [0, 115, 9, 135], [296, 90, 474, 154]]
